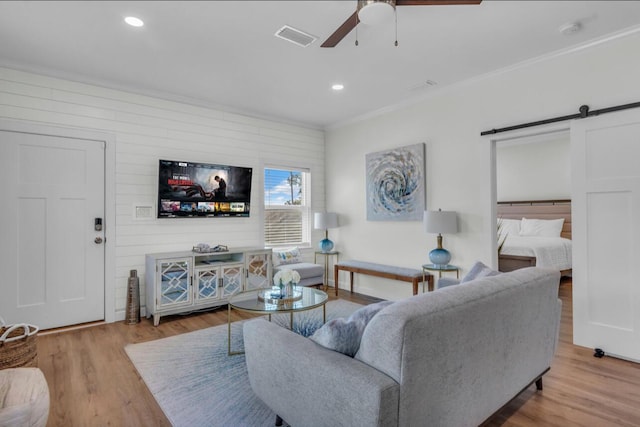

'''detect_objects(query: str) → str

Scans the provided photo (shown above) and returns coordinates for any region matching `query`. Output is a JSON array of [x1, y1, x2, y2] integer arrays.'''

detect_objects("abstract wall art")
[[366, 143, 426, 221]]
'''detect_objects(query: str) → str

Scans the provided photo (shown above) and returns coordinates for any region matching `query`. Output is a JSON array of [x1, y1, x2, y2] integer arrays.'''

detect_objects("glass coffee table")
[[227, 286, 328, 355]]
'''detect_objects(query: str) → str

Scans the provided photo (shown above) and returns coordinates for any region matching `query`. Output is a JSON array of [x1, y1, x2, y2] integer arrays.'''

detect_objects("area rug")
[[125, 300, 362, 427]]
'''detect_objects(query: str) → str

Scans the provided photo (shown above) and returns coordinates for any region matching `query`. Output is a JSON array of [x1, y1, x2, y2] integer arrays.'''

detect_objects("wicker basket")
[[0, 318, 39, 370]]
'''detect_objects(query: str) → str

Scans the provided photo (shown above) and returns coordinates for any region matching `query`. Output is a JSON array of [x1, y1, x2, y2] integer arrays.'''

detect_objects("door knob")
[[94, 237, 103, 244]]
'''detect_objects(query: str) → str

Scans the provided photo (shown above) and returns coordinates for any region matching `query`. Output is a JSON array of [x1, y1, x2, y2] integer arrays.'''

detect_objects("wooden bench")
[[334, 260, 433, 297]]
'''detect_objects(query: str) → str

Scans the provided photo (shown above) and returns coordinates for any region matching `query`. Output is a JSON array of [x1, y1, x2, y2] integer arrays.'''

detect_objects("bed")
[[497, 200, 572, 276]]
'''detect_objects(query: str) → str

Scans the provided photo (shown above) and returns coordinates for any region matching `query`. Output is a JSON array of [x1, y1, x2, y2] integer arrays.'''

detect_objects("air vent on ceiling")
[[275, 25, 317, 47]]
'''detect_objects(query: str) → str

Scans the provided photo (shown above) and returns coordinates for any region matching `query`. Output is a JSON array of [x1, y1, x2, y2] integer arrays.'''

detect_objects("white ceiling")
[[1, 1, 640, 129]]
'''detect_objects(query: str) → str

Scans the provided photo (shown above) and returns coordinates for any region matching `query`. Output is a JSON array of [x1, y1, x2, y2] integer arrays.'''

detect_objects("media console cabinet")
[[145, 247, 272, 326]]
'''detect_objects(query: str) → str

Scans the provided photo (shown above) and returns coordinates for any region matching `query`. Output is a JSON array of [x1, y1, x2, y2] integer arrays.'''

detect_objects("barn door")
[[571, 108, 640, 361]]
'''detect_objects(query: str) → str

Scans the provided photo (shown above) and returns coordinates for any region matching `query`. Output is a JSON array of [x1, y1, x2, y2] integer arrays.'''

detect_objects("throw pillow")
[[272, 247, 301, 267], [310, 300, 393, 357], [460, 261, 501, 284]]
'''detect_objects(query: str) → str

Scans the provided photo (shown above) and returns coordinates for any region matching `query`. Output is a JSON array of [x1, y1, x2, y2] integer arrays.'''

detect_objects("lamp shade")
[[314, 212, 338, 230], [423, 210, 458, 234]]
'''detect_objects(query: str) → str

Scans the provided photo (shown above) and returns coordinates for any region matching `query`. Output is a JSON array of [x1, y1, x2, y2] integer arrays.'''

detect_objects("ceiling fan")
[[321, 0, 482, 48]]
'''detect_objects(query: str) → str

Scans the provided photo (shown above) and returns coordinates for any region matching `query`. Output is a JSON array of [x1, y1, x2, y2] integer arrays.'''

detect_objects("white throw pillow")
[[498, 218, 521, 237], [519, 218, 564, 238], [272, 247, 301, 267]]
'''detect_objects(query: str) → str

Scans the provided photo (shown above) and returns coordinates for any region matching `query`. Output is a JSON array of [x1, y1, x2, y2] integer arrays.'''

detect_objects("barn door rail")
[[481, 101, 640, 136]]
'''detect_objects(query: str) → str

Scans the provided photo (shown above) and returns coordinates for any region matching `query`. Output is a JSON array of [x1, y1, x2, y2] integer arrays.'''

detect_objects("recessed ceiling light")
[[125, 16, 144, 27], [332, 84, 344, 91]]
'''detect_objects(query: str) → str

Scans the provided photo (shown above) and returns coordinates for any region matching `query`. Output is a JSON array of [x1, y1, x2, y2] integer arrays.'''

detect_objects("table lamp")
[[314, 212, 338, 252], [424, 209, 458, 267]]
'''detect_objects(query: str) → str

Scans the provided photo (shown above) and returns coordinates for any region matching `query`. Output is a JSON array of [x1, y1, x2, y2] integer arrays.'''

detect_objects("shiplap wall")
[[0, 67, 325, 321]]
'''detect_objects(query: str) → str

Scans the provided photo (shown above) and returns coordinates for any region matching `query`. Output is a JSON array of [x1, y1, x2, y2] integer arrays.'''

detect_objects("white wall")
[[326, 32, 640, 300], [497, 135, 571, 201], [0, 67, 325, 320]]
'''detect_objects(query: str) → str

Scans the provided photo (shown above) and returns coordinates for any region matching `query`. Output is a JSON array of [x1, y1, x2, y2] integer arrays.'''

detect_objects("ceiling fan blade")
[[321, 0, 480, 48], [321, 11, 359, 48], [396, 0, 481, 5]]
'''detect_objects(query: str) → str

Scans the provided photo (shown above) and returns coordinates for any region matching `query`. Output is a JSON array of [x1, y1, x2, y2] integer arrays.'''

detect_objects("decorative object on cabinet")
[[423, 209, 458, 267], [314, 212, 339, 252], [145, 247, 272, 326], [366, 143, 425, 221]]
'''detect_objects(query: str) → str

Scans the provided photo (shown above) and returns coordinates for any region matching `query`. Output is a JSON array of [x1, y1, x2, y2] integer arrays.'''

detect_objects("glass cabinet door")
[[245, 251, 272, 291], [157, 258, 192, 308], [195, 267, 220, 301], [221, 264, 244, 298]]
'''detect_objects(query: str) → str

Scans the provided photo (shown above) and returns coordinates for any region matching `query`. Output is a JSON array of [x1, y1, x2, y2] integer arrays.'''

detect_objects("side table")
[[314, 251, 339, 292], [422, 264, 460, 291]]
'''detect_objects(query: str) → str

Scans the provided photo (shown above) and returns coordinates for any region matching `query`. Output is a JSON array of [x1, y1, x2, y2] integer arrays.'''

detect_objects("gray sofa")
[[243, 267, 562, 427]]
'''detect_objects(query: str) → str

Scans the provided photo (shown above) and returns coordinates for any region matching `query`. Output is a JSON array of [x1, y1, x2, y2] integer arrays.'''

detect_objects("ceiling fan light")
[[357, 0, 396, 25]]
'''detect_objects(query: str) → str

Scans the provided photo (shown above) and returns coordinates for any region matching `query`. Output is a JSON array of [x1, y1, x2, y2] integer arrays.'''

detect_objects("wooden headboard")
[[497, 199, 572, 240]]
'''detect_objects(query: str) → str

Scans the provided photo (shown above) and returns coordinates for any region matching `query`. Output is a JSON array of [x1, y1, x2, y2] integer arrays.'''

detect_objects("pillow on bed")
[[498, 218, 521, 237], [272, 247, 301, 267], [520, 218, 564, 238]]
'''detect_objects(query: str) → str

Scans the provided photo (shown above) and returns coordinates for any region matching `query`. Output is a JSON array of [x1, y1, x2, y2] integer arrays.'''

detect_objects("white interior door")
[[0, 129, 105, 329], [571, 109, 640, 362]]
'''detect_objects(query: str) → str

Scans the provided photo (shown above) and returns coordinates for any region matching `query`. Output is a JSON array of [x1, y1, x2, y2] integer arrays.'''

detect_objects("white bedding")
[[500, 235, 572, 271]]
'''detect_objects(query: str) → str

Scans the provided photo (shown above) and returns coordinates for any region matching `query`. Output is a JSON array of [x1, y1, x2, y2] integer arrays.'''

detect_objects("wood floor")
[[35, 279, 640, 427]]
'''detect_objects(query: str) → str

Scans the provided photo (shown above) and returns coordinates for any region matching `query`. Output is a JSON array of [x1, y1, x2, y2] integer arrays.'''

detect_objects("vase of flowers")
[[273, 269, 301, 298]]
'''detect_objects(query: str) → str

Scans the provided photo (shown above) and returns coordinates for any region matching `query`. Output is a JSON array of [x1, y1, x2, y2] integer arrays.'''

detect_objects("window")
[[264, 167, 311, 247]]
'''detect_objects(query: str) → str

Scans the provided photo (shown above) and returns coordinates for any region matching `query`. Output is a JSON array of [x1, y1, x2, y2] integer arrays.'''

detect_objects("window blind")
[[264, 167, 310, 246]]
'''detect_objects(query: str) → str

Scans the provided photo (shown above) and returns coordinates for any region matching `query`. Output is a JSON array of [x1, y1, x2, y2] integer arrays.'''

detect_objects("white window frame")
[[263, 165, 311, 248]]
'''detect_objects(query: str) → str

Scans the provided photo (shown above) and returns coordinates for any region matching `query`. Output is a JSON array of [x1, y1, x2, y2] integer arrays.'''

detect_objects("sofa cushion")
[[272, 247, 301, 267], [310, 300, 393, 357], [460, 261, 501, 284], [274, 262, 323, 280]]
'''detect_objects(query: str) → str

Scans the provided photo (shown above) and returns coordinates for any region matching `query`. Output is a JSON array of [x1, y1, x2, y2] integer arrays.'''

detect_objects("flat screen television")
[[157, 159, 252, 218]]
